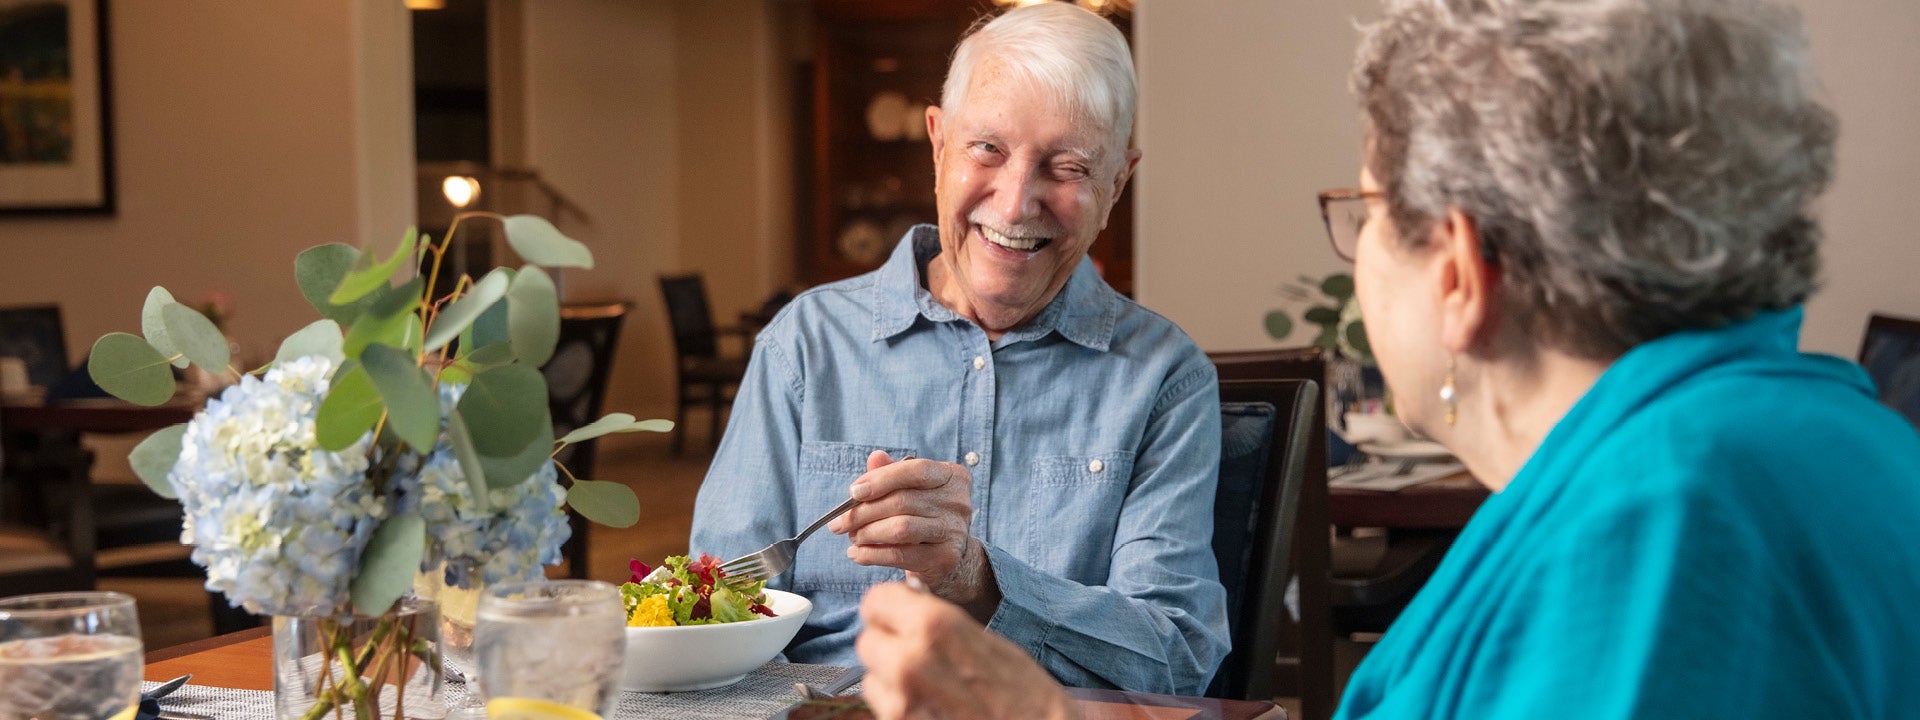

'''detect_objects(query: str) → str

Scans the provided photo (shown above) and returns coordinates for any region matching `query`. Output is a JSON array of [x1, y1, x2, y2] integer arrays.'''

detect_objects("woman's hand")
[[855, 581, 1080, 720]]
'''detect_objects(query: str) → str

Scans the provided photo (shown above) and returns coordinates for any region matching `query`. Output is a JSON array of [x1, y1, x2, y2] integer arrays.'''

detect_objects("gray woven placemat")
[[142, 663, 855, 720]]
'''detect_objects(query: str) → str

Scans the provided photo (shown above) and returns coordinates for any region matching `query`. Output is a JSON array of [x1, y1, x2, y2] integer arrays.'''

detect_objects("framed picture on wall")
[[0, 0, 113, 215]]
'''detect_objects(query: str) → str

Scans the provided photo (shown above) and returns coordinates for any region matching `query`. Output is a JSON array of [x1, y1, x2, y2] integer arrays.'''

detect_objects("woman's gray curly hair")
[[1354, 0, 1837, 359]]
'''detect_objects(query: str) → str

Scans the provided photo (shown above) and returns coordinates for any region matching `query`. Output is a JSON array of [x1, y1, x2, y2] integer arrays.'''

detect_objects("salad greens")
[[621, 554, 776, 627]]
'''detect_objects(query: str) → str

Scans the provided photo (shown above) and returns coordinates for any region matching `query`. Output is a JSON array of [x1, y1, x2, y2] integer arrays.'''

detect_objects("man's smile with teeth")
[[979, 224, 1053, 252]]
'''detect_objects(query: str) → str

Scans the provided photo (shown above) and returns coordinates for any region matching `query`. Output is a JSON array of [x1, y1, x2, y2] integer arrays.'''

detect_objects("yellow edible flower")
[[628, 594, 674, 627]]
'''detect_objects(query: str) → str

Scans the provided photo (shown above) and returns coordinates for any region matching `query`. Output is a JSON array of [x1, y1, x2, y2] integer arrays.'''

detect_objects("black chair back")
[[659, 275, 719, 361], [1207, 378, 1319, 701], [1860, 313, 1920, 428], [545, 302, 630, 578]]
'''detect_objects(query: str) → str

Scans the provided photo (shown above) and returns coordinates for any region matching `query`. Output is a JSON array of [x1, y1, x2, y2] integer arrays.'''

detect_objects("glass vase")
[[413, 560, 487, 718], [272, 597, 445, 720]]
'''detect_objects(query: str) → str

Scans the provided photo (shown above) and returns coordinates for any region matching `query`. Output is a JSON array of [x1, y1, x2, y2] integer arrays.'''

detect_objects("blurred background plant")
[[1265, 272, 1371, 365]]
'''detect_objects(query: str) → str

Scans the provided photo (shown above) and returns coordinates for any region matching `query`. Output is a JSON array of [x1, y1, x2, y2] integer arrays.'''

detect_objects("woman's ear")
[[1433, 208, 1499, 354]]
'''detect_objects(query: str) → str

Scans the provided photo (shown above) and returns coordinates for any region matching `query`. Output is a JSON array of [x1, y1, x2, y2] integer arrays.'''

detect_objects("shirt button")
[[972, 355, 986, 370], [1089, 459, 1104, 473], [965, 451, 980, 466]]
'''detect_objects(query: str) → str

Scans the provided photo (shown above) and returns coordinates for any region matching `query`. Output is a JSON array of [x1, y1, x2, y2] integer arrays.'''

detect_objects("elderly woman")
[[853, 0, 1920, 718]]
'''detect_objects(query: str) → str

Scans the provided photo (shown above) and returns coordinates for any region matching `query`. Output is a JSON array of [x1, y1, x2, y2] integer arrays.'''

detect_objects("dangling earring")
[[1439, 356, 1458, 427]]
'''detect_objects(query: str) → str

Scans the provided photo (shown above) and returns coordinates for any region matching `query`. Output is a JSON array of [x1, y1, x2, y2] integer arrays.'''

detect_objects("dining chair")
[[657, 274, 751, 454], [544, 301, 631, 578], [1859, 312, 1920, 428], [1208, 348, 1335, 718], [1208, 378, 1320, 702], [0, 441, 97, 594]]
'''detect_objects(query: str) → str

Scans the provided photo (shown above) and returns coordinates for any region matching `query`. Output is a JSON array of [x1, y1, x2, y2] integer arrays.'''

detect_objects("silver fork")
[[720, 495, 860, 586], [721, 454, 911, 585]]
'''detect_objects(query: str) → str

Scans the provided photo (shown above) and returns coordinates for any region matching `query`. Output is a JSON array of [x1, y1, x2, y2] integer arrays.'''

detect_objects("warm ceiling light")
[[405, 0, 445, 9], [442, 175, 480, 208]]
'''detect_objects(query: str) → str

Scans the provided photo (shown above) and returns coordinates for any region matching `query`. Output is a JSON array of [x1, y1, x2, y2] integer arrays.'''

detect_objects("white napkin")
[[1329, 460, 1466, 492]]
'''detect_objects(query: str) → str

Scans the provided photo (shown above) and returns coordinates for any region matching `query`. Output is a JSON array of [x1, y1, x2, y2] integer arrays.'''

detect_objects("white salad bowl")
[[618, 588, 811, 692]]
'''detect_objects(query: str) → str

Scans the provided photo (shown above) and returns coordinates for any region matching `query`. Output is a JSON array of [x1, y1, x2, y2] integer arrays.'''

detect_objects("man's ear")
[[1434, 208, 1499, 354], [1099, 148, 1143, 230], [927, 106, 946, 170]]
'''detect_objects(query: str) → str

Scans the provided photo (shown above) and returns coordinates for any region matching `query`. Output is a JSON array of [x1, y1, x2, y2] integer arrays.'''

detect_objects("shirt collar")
[[870, 224, 1118, 352]]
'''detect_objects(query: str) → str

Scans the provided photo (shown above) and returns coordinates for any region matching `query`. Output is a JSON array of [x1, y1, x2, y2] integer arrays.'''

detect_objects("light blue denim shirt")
[[690, 226, 1229, 695]]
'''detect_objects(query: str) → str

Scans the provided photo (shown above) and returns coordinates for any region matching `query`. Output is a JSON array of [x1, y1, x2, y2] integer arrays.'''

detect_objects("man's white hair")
[[940, 2, 1136, 169]]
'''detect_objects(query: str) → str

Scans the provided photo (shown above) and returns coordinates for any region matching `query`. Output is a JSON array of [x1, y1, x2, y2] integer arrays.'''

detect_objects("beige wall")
[[1134, 0, 1920, 359], [511, 0, 796, 421], [0, 1, 414, 370]]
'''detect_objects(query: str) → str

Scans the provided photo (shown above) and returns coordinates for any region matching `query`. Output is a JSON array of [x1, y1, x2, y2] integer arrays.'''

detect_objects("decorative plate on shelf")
[[836, 219, 891, 265]]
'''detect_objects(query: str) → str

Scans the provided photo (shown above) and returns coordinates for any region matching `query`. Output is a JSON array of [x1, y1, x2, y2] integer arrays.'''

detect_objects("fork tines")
[[720, 554, 770, 585]]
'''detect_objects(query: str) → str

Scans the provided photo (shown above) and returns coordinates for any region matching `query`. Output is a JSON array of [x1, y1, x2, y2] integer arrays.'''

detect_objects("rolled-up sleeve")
[[983, 361, 1229, 696]]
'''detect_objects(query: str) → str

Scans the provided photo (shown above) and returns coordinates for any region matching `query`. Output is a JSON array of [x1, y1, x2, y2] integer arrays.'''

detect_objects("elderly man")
[[688, 2, 1228, 696]]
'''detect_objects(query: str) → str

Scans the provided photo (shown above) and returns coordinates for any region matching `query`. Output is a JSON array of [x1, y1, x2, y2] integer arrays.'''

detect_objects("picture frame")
[[0, 0, 113, 215]]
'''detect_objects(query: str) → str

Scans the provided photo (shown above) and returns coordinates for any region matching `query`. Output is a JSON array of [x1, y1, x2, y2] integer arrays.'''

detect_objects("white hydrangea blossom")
[[170, 356, 576, 615], [173, 356, 388, 616]]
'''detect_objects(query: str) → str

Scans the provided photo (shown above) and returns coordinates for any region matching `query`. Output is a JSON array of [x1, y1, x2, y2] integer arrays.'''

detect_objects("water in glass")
[[0, 592, 143, 720], [474, 580, 626, 719]]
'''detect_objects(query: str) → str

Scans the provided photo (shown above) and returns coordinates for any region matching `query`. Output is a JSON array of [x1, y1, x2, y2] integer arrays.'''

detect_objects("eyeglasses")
[[1318, 189, 1384, 263]]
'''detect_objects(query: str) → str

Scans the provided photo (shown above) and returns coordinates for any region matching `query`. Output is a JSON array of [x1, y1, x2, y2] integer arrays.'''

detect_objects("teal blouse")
[[1336, 308, 1920, 719]]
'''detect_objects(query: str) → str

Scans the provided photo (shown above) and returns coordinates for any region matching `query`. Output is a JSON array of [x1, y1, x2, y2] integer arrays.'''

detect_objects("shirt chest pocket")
[[790, 440, 916, 594], [1018, 451, 1135, 576]]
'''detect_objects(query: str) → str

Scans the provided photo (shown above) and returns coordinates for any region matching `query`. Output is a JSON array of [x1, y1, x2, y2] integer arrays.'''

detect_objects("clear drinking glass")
[[473, 580, 626, 719], [0, 591, 144, 720]]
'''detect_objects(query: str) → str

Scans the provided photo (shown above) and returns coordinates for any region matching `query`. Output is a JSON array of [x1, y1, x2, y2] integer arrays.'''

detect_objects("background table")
[[1329, 469, 1488, 529]]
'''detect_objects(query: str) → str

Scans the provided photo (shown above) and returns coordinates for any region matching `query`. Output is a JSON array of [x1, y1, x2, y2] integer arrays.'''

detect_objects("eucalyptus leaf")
[[457, 365, 547, 457], [502, 215, 594, 269], [296, 244, 366, 324], [350, 512, 425, 616], [161, 303, 230, 370], [87, 333, 176, 406], [274, 319, 345, 367], [439, 360, 473, 387], [360, 344, 439, 451], [316, 363, 382, 451], [478, 417, 553, 489], [632, 419, 674, 432], [465, 342, 516, 367], [343, 311, 414, 360], [467, 299, 510, 350], [330, 228, 418, 305], [556, 413, 636, 444], [128, 424, 188, 499], [366, 277, 426, 321], [506, 267, 560, 366], [1263, 311, 1293, 340], [425, 268, 511, 353], [566, 480, 640, 528], [141, 287, 190, 369], [447, 411, 491, 514]]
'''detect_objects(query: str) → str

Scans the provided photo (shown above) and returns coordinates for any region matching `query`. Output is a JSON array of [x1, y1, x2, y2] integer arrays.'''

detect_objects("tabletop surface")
[[143, 629, 1284, 720]]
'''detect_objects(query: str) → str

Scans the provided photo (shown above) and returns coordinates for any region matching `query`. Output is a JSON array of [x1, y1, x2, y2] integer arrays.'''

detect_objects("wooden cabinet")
[[804, 0, 1134, 295]]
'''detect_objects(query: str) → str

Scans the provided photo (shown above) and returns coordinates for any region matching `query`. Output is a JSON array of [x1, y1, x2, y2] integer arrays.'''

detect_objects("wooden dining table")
[[1328, 469, 1490, 530], [144, 630, 1285, 720]]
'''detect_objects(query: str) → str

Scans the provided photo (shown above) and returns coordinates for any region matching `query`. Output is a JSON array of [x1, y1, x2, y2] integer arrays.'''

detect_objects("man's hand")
[[829, 451, 998, 617], [857, 581, 1080, 720]]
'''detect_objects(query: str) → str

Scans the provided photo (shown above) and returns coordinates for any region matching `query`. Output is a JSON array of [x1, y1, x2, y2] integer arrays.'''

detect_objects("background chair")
[[1859, 313, 1920, 428], [0, 441, 97, 595], [1208, 378, 1320, 701], [657, 274, 750, 454], [544, 301, 630, 579], [1209, 348, 1334, 717]]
